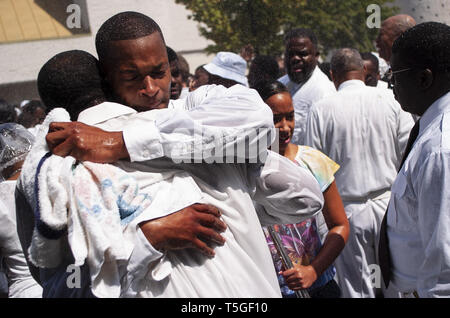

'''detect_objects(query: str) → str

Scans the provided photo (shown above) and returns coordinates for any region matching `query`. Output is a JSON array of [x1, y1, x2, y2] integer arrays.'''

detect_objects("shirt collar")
[[77, 102, 137, 125], [337, 79, 365, 91], [419, 91, 450, 135]]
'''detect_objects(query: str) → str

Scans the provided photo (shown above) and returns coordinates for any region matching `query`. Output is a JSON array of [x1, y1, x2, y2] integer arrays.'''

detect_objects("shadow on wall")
[[0, 81, 40, 106], [34, 0, 91, 35]]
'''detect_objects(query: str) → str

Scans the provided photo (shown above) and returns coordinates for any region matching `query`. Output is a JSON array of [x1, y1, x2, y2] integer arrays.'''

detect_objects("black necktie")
[[378, 120, 420, 288]]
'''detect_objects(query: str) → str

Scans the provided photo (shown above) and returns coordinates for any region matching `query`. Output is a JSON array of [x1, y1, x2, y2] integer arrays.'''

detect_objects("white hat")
[[204, 52, 249, 87]]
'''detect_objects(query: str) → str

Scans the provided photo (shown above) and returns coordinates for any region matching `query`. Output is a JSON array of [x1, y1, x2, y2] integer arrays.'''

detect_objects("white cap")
[[204, 52, 249, 87]]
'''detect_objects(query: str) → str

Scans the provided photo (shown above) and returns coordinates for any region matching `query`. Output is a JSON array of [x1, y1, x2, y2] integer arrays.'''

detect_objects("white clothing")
[[372, 52, 389, 78], [17, 84, 324, 297], [0, 181, 42, 298], [278, 67, 336, 145], [305, 80, 414, 298], [388, 92, 450, 298], [179, 87, 190, 100], [334, 193, 389, 298], [305, 80, 414, 209], [377, 80, 389, 89], [24, 108, 199, 298], [121, 85, 274, 163]]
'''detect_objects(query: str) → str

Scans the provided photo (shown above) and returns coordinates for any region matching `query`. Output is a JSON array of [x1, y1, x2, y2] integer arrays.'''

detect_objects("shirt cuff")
[[122, 122, 164, 162], [126, 224, 165, 282]]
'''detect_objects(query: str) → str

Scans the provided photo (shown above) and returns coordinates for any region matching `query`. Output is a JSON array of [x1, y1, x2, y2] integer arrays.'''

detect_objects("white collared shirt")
[[18, 84, 323, 297], [279, 67, 336, 145], [388, 92, 450, 297], [305, 80, 414, 213]]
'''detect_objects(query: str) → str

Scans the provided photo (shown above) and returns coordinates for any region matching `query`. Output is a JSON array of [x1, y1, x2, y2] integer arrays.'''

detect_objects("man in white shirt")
[[17, 13, 324, 297], [278, 28, 335, 146], [305, 48, 414, 298], [379, 22, 450, 298]]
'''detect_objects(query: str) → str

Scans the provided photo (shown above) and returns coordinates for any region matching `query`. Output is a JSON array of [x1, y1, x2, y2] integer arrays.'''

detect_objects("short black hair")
[[361, 52, 379, 72], [0, 99, 16, 124], [392, 22, 450, 74], [251, 55, 280, 79], [17, 100, 46, 128], [37, 50, 106, 121], [253, 80, 288, 101], [166, 46, 178, 63], [21, 100, 46, 114], [284, 28, 318, 50], [96, 11, 164, 62]]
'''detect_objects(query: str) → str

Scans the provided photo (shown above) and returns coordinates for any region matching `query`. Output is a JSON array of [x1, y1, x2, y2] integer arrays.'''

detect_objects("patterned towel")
[[28, 108, 152, 297]]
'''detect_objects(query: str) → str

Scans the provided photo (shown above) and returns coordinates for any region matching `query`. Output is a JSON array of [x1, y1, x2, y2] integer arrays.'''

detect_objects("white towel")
[[27, 108, 152, 298]]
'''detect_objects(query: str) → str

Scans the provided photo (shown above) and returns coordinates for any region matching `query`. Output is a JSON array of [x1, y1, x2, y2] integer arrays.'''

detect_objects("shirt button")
[[142, 150, 150, 158]]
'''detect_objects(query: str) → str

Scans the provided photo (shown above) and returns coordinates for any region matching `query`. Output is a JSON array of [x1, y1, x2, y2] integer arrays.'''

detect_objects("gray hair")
[[331, 48, 364, 77]]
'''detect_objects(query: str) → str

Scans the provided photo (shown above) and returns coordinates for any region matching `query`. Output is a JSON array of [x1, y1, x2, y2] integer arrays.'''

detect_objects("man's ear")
[[418, 69, 434, 90]]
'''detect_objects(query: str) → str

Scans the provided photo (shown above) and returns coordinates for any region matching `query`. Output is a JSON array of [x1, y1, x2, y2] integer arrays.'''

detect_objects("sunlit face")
[[285, 37, 318, 84], [102, 32, 171, 112], [265, 92, 295, 151]]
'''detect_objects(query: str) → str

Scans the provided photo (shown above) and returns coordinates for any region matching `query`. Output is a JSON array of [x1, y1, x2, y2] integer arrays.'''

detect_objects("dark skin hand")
[[280, 181, 349, 290], [46, 122, 228, 257], [140, 203, 227, 257], [46, 122, 129, 163]]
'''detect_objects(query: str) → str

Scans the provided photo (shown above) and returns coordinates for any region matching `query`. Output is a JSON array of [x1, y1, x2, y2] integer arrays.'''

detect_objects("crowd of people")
[[0, 10, 449, 299]]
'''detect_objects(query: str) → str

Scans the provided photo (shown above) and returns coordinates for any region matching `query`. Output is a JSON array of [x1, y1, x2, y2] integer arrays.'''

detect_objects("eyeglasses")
[[386, 68, 414, 88]]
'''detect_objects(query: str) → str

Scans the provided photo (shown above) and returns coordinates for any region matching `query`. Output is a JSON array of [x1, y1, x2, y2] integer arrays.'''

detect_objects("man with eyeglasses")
[[378, 22, 450, 298]]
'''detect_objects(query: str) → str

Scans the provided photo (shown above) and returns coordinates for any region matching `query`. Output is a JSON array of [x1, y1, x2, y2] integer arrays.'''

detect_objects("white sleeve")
[[304, 104, 324, 152], [415, 151, 450, 297], [251, 150, 324, 226], [123, 84, 275, 162], [0, 200, 42, 298]]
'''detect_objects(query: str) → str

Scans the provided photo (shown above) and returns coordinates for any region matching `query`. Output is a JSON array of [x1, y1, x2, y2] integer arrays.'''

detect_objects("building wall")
[[0, 0, 213, 104], [394, 0, 450, 24]]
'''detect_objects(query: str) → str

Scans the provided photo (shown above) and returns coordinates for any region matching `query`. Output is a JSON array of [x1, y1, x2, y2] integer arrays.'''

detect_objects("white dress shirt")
[[17, 84, 323, 297], [0, 181, 42, 298], [388, 92, 450, 297], [279, 67, 336, 145], [76, 88, 324, 297], [121, 84, 275, 163], [305, 80, 414, 213]]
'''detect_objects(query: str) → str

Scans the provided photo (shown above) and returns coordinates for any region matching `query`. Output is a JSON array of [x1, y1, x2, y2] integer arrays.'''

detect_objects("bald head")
[[376, 14, 416, 62], [330, 48, 365, 88]]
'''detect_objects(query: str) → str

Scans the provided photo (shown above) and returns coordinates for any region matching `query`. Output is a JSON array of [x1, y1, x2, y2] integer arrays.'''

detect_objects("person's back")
[[307, 84, 412, 201], [305, 48, 413, 298]]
